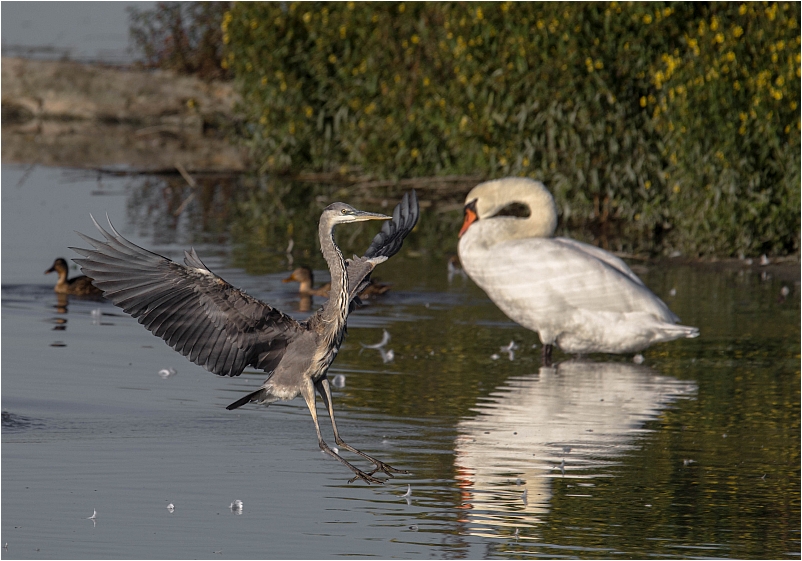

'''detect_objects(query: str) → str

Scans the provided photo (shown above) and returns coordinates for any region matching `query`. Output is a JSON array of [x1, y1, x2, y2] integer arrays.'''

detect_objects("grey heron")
[[72, 191, 419, 484], [45, 257, 102, 296]]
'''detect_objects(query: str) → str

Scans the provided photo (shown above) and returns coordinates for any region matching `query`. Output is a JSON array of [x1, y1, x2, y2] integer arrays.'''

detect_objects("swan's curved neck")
[[476, 181, 557, 240]]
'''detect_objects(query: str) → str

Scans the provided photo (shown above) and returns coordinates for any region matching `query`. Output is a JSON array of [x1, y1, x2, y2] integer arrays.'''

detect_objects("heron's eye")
[[341, 208, 348, 215]]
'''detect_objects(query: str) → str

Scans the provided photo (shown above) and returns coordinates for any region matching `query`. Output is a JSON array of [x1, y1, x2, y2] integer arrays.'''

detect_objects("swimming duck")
[[45, 257, 102, 296], [283, 266, 391, 299], [282, 266, 332, 297], [457, 178, 699, 360]]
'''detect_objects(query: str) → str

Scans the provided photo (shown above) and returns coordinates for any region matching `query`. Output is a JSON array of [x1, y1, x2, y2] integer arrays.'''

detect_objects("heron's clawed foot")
[[348, 469, 385, 485], [334, 439, 409, 479], [368, 460, 409, 478]]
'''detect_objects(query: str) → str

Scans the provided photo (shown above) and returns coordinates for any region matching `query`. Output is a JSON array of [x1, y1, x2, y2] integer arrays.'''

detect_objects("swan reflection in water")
[[454, 360, 696, 539]]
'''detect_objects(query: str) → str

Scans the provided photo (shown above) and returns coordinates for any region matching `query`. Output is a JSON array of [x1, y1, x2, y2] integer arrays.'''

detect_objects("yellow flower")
[[643, 14, 653, 24], [304, 106, 314, 118], [328, 54, 337, 64], [411, 34, 419, 44], [733, 26, 743, 38], [673, 184, 681, 194], [410, 148, 420, 158], [340, 25, 347, 39], [302, 12, 311, 23], [476, 8, 484, 21], [644, 180, 651, 190], [738, 3, 747, 15], [640, 96, 647, 107], [398, 2, 405, 13]]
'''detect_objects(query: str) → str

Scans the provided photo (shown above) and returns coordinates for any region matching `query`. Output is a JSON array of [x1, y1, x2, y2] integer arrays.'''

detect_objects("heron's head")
[[323, 202, 391, 226]]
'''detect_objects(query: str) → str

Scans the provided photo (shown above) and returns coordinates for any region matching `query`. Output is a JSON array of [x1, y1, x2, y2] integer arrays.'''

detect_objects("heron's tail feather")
[[226, 388, 269, 410]]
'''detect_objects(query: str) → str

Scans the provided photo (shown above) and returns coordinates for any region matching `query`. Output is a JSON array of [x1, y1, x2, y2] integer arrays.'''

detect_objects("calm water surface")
[[2, 164, 799, 559]]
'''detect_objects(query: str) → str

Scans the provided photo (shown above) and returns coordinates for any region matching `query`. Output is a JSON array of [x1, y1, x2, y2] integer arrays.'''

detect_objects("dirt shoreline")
[[1, 57, 247, 172]]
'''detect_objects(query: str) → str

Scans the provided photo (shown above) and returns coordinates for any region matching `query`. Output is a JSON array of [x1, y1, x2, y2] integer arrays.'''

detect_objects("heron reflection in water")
[[72, 191, 419, 484]]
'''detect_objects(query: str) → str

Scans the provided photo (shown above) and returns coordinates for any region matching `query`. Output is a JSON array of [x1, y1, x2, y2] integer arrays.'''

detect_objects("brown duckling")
[[283, 266, 390, 299], [283, 266, 331, 297], [45, 257, 102, 296]]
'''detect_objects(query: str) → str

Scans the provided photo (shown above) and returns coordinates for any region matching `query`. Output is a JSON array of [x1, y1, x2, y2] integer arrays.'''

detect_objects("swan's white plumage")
[[457, 178, 698, 354]]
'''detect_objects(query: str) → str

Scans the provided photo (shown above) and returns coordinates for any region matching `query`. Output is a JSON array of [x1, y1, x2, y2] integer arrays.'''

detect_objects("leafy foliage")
[[129, 2, 230, 80], [219, 2, 799, 256]]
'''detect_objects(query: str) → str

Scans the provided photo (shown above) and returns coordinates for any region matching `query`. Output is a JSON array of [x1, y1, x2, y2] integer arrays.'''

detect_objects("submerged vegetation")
[[130, 2, 800, 258]]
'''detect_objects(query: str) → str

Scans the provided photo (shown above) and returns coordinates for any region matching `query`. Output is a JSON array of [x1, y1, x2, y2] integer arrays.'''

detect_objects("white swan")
[[457, 178, 699, 357]]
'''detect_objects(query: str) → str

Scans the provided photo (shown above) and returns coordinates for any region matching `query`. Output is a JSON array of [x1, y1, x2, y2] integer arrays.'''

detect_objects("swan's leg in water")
[[316, 378, 409, 481], [541, 343, 553, 366]]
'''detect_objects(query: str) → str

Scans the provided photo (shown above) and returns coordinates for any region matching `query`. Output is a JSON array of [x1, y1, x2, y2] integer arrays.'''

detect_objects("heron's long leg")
[[315, 378, 409, 480], [300, 378, 383, 485]]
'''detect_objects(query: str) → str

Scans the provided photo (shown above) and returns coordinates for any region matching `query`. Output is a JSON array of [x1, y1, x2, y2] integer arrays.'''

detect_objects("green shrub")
[[649, 3, 800, 255], [223, 1, 799, 257], [129, 2, 230, 79]]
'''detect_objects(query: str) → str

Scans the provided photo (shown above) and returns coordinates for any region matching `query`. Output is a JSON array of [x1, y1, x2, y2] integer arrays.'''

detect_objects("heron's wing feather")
[[364, 190, 419, 260], [71, 216, 302, 377], [347, 190, 419, 300]]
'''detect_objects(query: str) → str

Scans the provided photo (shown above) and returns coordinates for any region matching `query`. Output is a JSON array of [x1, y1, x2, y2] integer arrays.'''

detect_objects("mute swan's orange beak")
[[459, 206, 478, 238]]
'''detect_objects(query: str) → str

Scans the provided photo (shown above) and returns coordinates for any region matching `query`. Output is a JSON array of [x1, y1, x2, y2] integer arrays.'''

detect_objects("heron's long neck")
[[318, 221, 349, 339]]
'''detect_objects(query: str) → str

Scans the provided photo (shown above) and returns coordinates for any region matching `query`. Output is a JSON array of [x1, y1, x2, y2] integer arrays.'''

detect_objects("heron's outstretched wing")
[[71, 216, 303, 377], [346, 190, 419, 302]]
